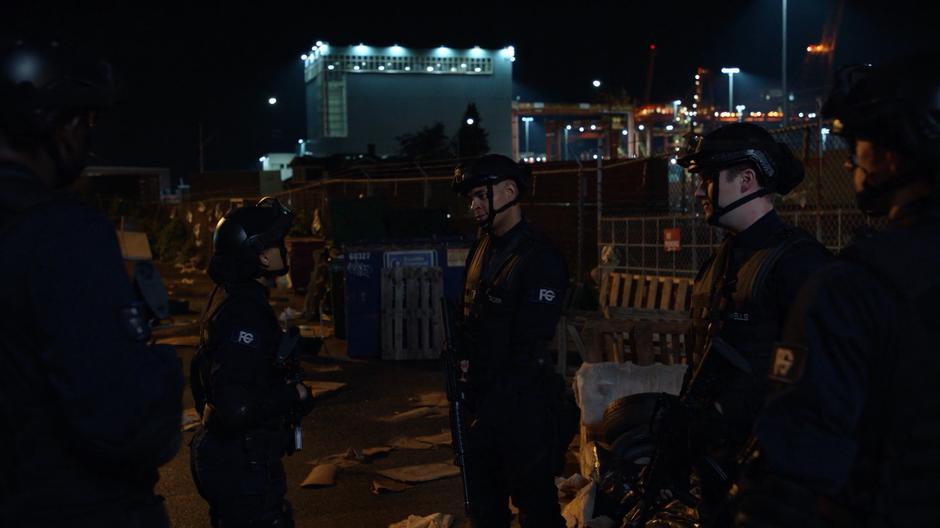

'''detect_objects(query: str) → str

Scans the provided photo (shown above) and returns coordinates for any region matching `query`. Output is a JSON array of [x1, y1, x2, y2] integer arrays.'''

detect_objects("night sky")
[[5, 1, 936, 181]]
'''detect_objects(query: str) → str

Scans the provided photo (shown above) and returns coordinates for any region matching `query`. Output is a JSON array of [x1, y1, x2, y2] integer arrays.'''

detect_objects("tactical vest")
[[690, 226, 819, 379], [825, 211, 940, 527], [460, 225, 543, 382]]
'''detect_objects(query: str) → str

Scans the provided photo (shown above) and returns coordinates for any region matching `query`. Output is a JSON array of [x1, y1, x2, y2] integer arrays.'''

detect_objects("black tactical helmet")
[[679, 123, 803, 194], [822, 52, 940, 215], [0, 39, 115, 137], [0, 39, 116, 187], [452, 153, 530, 197], [208, 197, 295, 284], [823, 52, 940, 168], [453, 154, 531, 231], [679, 123, 804, 226]]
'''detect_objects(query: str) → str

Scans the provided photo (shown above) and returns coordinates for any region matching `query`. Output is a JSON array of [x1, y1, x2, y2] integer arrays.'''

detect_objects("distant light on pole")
[[268, 97, 277, 105], [721, 67, 740, 112], [521, 117, 534, 154], [301, 54, 308, 61], [592, 80, 601, 88], [638, 124, 646, 131], [466, 118, 475, 125]]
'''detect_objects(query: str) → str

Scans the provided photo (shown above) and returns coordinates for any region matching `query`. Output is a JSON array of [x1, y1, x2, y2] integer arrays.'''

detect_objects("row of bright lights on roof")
[[302, 42, 514, 61]]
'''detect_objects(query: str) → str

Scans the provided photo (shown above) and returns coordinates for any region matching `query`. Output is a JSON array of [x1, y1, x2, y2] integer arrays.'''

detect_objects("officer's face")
[[467, 182, 513, 225], [693, 167, 754, 217], [847, 138, 900, 193], [693, 169, 733, 217]]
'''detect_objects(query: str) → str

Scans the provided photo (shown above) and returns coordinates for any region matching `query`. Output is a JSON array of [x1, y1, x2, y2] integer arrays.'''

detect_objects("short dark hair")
[[723, 161, 762, 186]]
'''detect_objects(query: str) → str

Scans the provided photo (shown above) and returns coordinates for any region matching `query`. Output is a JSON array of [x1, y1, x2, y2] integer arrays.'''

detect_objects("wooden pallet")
[[380, 266, 444, 360], [565, 273, 694, 365]]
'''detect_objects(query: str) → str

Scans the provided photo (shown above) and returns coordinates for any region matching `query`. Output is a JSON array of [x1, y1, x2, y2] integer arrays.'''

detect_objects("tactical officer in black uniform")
[[632, 123, 830, 523], [734, 52, 940, 527], [190, 198, 315, 527], [0, 41, 184, 527], [452, 154, 575, 528]]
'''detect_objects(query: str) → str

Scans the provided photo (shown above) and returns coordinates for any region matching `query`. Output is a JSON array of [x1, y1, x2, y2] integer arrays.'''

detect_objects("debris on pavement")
[[414, 430, 451, 447], [408, 391, 449, 408], [389, 436, 436, 450], [377, 462, 460, 484], [388, 513, 455, 528], [561, 480, 616, 528], [300, 463, 338, 488], [309, 381, 346, 399], [311, 446, 394, 468], [308, 364, 343, 373], [371, 478, 412, 495], [555, 473, 590, 498], [181, 408, 201, 432], [379, 406, 436, 422]]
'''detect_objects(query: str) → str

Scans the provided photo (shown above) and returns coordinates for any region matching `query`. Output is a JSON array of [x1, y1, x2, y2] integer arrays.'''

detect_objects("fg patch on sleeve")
[[767, 343, 807, 384], [530, 287, 561, 305], [231, 329, 260, 348]]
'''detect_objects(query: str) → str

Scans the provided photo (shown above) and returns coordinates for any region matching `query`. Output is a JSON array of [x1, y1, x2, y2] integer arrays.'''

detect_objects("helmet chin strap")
[[707, 180, 770, 228], [480, 180, 520, 233]]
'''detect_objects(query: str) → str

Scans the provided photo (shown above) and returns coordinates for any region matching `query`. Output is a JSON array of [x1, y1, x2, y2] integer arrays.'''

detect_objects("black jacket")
[[0, 163, 183, 524], [742, 201, 940, 526], [194, 281, 301, 437]]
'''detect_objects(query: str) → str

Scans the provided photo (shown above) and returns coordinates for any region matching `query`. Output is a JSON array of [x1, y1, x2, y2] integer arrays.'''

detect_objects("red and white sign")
[[663, 228, 681, 252]]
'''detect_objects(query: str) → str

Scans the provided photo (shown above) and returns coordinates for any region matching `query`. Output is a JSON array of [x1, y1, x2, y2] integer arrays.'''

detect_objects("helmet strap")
[[481, 180, 520, 233], [708, 185, 770, 227]]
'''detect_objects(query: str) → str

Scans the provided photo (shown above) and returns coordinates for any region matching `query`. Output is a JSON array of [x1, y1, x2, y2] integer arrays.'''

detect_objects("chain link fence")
[[139, 156, 671, 282], [599, 121, 882, 278]]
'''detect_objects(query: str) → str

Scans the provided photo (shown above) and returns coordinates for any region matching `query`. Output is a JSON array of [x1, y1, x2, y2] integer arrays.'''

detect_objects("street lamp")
[[564, 125, 572, 161], [721, 67, 740, 112], [592, 80, 601, 88], [268, 97, 277, 105], [521, 117, 534, 155]]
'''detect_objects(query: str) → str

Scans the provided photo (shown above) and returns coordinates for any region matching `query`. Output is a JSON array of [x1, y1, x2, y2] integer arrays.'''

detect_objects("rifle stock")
[[440, 297, 474, 516]]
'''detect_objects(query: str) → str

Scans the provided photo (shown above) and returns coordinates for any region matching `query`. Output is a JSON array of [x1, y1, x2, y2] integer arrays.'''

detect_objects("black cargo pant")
[[190, 428, 293, 527], [464, 381, 566, 528]]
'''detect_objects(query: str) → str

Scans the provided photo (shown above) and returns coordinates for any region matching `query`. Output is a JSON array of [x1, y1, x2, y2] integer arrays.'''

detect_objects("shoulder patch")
[[118, 302, 150, 342], [768, 342, 807, 384], [530, 287, 561, 305], [231, 329, 260, 348]]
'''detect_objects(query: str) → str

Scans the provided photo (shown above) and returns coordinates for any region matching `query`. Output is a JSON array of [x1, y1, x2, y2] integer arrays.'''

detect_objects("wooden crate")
[[381, 266, 444, 360]]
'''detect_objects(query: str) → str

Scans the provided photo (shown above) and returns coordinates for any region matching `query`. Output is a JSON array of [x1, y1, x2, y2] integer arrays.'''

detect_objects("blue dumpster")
[[343, 239, 473, 359], [344, 247, 384, 358]]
